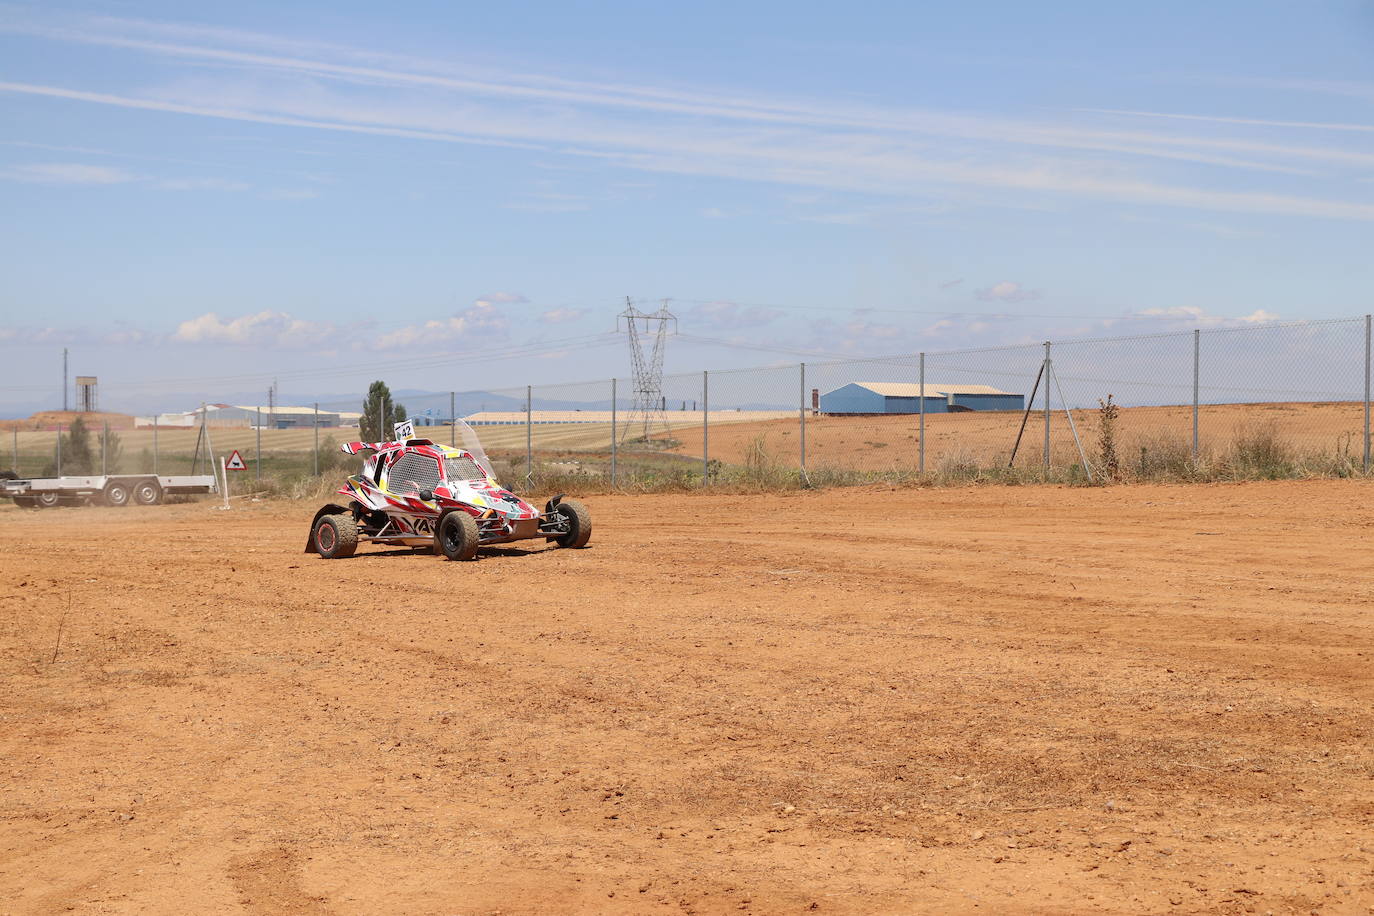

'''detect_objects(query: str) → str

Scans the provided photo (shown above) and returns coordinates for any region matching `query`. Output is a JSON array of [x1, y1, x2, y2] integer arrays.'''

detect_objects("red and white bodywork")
[[305, 419, 590, 558], [336, 438, 543, 546]]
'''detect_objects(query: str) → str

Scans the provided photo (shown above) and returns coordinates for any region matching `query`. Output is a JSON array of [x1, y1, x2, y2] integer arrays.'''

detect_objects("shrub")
[[1227, 422, 1295, 479], [1096, 395, 1121, 482]]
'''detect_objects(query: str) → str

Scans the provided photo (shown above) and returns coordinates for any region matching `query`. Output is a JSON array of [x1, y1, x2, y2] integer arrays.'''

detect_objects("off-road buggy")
[[305, 420, 590, 560]]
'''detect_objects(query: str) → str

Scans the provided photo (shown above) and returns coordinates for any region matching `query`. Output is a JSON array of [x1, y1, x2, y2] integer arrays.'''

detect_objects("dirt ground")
[[1, 481, 1372, 914]]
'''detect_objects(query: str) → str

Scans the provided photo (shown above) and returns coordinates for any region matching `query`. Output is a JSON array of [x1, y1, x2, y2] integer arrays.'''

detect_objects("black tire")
[[435, 511, 480, 561], [13, 496, 36, 508], [103, 481, 131, 507], [132, 478, 162, 506], [554, 498, 592, 548], [313, 513, 359, 559], [35, 491, 61, 509]]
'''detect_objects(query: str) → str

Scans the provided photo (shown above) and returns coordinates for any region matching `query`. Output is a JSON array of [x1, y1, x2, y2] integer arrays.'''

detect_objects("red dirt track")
[[2, 482, 1372, 914]]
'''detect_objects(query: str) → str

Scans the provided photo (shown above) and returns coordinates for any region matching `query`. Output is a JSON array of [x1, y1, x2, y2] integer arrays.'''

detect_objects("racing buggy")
[[305, 420, 590, 560]]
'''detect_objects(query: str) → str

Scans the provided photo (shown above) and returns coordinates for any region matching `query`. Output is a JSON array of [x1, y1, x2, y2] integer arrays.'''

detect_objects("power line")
[[675, 333, 859, 361], [654, 296, 1270, 324]]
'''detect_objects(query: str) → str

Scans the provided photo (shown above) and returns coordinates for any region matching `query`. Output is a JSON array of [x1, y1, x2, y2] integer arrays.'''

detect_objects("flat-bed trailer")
[[0, 474, 218, 508]]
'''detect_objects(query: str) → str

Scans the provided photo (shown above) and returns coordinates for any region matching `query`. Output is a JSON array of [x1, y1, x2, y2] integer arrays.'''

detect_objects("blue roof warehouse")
[[819, 382, 1024, 414]]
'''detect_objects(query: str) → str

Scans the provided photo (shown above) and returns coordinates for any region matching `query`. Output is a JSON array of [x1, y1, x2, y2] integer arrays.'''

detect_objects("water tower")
[[75, 376, 98, 412]]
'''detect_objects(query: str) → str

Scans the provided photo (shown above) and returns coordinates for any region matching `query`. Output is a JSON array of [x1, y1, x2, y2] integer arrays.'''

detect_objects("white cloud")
[[173, 310, 335, 347], [793, 211, 866, 225], [688, 300, 784, 331], [156, 176, 250, 191], [1136, 306, 1281, 327], [375, 297, 512, 349], [477, 291, 527, 305], [261, 188, 318, 200], [3, 162, 134, 184], [540, 307, 587, 323], [976, 281, 1041, 303], [504, 198, 589, 213], [803, 314, 907, 353], [1084, 106, 1374, 134], [2, 13, 1373, 221], [167, 294, 524, 352]]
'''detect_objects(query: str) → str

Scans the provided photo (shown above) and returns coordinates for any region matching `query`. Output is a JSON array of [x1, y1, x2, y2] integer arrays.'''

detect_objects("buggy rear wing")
[[340, 438, 435, 455]]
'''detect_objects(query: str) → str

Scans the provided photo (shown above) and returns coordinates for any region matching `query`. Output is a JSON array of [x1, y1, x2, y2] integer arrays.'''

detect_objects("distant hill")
[[0, 410, 138, 431]]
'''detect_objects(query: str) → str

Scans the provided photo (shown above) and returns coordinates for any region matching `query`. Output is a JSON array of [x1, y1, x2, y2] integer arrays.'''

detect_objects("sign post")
[[221, 449, 246, 510]]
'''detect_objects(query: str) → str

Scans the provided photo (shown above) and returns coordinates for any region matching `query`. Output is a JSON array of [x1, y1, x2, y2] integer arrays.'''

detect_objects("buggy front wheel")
[[553, 498, 592, 548], [435, 511, 480, 561], [313, 513, 358, 558]]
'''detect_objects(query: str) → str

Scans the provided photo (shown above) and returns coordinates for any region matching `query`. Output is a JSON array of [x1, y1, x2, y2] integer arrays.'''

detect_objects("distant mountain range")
[[0, 386, 793, 420]]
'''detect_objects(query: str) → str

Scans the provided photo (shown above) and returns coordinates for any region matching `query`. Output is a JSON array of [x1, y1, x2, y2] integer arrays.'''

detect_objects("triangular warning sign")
[[224, 450, 247, 471]]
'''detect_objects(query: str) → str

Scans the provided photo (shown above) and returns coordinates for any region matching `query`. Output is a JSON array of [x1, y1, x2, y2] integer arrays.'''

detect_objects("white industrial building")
[[135, 405, 362, 429]]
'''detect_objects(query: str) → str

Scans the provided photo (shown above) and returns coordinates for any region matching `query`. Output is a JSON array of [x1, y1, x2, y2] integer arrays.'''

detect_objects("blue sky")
[[1, 0, 1372, 413]]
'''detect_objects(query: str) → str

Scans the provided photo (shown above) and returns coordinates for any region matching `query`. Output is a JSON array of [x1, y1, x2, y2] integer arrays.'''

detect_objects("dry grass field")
[[1, 480, 1371, 914], [669, 401, 1370, 473], [6, 402, 1367, 481]]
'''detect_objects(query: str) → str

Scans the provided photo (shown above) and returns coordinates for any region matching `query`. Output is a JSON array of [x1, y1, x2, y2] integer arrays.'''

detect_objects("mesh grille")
[[444, 456, 487, 481], [388, 452, 441, 493]]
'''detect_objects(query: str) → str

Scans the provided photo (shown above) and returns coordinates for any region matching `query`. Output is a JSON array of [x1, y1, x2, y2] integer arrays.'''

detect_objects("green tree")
[[99, 425, 124, 474], [58, 416, 95, 475], [359, 381, 408, 441]]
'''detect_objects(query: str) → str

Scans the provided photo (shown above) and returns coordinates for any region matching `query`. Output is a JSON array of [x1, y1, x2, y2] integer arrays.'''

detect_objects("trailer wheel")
[[132, 479, 162, 506], [35, 491, 60, 509], [313, 513, 358, 559], [553, 498, 592, 548], [435, 511, 480, 561], [103, 481, 132, 507]]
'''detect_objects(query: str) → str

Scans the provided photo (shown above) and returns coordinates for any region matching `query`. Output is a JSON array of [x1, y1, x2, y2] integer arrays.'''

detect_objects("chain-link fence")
[[5, 316, 1371, 491]]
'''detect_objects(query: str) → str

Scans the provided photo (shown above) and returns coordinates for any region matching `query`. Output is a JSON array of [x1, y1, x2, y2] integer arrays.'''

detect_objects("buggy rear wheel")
[[313, 513, 358, 558], [554, 498, 592, 548], [435, 511, 480, 561]]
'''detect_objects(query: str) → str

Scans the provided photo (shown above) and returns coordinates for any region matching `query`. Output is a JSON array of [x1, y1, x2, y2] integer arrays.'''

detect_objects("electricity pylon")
[[617, 297, 677, 444]]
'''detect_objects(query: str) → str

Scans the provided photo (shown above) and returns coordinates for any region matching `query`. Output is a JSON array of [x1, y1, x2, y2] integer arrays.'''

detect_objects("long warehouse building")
[[820, 382, 1024, 414]]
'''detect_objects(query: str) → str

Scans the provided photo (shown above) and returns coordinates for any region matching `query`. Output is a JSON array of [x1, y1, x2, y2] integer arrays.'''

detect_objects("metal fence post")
[[1193, 329, 1200, 460], [450, 392, 456, 447], [313, 403, 319, 476], [56, 424, 62, 476], [102, 422, 108, 475], [11, 428, 17, 477], [254, 408, 260, 482], [919, 352, 926, 474], [610, 378, 617, 486], [525, 385, 532, 485], [1042, 342, 1051, 472], [1365, 314, 1371, 474], [153, 415, 159, 476], [799, 362, 806, 474], [702, 370, 709, 486]]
